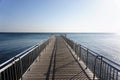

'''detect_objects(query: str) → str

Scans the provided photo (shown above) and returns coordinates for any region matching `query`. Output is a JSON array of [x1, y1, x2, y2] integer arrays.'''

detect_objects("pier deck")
[[23, 36, 89, 80]]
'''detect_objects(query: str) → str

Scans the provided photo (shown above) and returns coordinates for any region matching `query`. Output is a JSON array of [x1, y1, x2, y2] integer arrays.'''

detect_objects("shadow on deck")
[[23, 36, 90, 80]]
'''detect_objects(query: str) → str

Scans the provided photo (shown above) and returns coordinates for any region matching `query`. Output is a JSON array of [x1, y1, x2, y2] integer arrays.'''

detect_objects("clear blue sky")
[[0, 0, 120, 33]]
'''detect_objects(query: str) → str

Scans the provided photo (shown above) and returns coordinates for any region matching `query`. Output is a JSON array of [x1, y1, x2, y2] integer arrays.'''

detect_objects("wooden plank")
[[22, 36, 89, 80]]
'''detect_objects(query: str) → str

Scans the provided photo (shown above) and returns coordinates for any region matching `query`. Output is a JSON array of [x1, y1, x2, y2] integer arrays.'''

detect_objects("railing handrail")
[[79, 44, 120, 71], [62, 35, 120, 80], [0, 37, 49, 80], [69, 38, 120, 70], [0, 46, 36, 69], [0, 39, 47, 70]]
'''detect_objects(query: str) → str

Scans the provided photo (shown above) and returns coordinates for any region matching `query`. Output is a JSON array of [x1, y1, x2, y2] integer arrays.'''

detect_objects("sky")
[[0, 0, 120, 33]]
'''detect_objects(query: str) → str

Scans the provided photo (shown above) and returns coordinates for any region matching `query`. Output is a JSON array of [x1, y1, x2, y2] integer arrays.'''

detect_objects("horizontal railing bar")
[[80, 45, 120, 70], [70, 39, 120, 69], [69, 39, 102, 56], [0, 39, 47, 69], [0, 37, 49, 80], [62, 35, 120, 80], [102, 58, 120, 72], [0, 46, 36, 69], [0, 46, 38, 73], [14, 39, 46, 58]]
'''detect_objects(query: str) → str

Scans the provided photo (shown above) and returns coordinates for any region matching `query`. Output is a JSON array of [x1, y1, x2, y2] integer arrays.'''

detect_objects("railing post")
[[113, 69, 115, 80], [99, 56, 103, 80], [79, 45, 81, 60], [77, 44, 79, 60], [0, 72, 1, 80], [76, 44, 78, 59], [3, 70, 6, 80], [77, 44, 80, 60], [14, 57, 17, 80], [93, 56, 98, 80], [74, 42, 76, 53], [19, 57, 23, 80], [38, 45, 41, 62], [9, 66, 12, 80], [116, 71, 118, 80], [86, 49, 89, 69]]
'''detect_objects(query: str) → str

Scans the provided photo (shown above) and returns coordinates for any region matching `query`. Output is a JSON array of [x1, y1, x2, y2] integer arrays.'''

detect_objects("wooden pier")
[[22, 36, 90, 80], [1, 35, 119, 80]]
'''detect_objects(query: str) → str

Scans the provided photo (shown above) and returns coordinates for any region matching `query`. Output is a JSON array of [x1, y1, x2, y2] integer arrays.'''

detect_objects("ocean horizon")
[[0, 33, 120, 66]]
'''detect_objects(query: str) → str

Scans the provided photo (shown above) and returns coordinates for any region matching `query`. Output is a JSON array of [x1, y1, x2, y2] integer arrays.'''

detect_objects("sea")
[[0, 33, 120, 66], [0, 33, 49, 64]]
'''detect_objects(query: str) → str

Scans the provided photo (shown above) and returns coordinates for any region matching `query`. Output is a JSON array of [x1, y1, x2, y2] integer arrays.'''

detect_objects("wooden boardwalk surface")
[[23, 36, 89, 80]]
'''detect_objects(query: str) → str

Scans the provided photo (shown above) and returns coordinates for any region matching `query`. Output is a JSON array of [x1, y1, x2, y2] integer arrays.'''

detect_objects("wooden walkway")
[[23, 36, 89, 80]]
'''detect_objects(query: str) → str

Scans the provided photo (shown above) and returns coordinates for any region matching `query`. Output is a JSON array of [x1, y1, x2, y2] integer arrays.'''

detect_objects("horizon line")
[[0, 32, 115, 34]]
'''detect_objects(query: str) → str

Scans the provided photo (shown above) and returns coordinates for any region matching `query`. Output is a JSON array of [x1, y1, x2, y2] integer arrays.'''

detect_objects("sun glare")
[[114, 0, 120, 8]]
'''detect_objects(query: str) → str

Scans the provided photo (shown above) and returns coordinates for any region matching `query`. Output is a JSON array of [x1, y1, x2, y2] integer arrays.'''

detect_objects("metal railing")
[[0, 39, 49, 80], [62, 36, 120, 80]]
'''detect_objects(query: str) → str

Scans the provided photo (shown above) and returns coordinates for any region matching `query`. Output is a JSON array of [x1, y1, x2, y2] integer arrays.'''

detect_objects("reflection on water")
[[68, 33, 120, 65]]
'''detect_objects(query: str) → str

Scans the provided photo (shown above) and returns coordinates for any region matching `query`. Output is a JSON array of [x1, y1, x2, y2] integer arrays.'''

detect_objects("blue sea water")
[[0, 33, 120, 66], [0, 33, 49, 64], [67, 33, 120, 65]]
